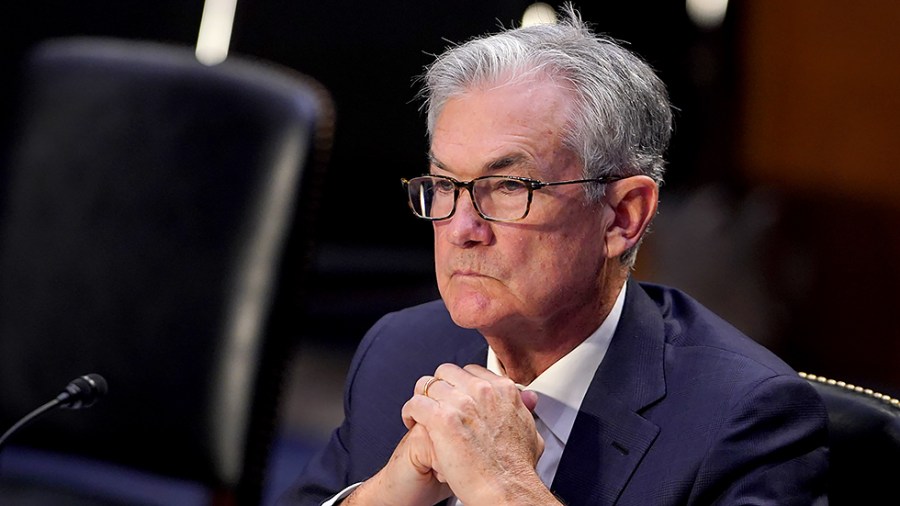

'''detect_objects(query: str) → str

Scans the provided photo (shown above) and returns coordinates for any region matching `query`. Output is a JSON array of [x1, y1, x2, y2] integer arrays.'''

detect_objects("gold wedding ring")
[[422, 376, 444, 398]]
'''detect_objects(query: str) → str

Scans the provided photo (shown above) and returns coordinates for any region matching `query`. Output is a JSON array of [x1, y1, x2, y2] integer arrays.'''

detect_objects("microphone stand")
[[0, 373, 107, 474], [0, 398, 61, 453]]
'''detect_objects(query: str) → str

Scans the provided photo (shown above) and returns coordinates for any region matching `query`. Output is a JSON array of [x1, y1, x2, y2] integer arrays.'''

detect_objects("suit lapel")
[[436, 281, 668, 505], [551, 279, 667, 506], [453, 339, 488, 367]]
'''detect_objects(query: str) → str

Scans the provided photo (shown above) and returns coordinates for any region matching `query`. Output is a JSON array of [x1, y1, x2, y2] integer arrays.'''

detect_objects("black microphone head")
[[58, 373, 108, 410]]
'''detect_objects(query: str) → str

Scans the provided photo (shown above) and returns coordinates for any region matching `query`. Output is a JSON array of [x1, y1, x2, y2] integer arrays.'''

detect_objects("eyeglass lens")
[[406, 176, 530, 221]]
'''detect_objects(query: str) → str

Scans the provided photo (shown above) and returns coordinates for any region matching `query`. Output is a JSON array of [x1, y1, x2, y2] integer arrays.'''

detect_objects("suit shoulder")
[[635, 281, 795, 375], [351, 299, 483, 369]]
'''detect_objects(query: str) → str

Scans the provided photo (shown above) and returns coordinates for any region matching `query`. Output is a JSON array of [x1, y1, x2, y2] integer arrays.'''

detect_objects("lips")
[[444, 252, 500, 279]]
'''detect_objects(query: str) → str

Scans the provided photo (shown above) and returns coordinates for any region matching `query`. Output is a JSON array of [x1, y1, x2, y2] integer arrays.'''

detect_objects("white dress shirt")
[[324, 282, 627, 506], [450, 281, 625, 505]]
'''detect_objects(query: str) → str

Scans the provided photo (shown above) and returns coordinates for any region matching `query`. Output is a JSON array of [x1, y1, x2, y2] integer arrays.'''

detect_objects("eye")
[[433, 178, 456, 193], [494, 178, 528, 194]]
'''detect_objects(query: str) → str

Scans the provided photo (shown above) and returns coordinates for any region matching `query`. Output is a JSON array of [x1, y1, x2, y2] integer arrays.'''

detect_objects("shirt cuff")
[[321, 482, 362, 506]]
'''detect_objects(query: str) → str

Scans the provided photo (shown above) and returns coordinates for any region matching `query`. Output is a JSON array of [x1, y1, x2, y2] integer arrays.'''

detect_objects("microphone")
[[0, 373, 108, 453], [57, 373, 108, 410]]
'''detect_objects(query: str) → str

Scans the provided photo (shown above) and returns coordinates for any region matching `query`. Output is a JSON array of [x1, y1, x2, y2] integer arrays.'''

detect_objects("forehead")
[[430, 78, 577, 177]]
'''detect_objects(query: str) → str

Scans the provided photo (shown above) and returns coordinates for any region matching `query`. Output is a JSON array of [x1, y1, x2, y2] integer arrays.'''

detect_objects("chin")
[[443, 291, 499, 330]]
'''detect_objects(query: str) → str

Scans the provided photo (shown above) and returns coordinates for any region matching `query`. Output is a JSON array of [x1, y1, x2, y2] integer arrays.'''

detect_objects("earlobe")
[[604, 176, 659, 259]]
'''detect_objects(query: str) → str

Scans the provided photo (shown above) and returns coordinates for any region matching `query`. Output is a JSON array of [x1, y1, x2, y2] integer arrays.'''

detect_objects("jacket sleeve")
[[691, 374, 829, 505], [275, 315, 389, 506]]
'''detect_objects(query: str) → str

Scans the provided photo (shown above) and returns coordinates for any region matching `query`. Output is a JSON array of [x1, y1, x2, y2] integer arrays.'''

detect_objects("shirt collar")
[[487, 281, 627, 444]]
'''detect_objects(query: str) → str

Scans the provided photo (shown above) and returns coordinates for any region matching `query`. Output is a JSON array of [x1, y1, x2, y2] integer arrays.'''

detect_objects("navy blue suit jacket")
[[281, 279, 829, 505]]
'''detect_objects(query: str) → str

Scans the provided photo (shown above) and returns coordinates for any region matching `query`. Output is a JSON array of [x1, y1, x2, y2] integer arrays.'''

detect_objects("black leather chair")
[[0, 37, 334, 505], [800, 372, 900, 505]]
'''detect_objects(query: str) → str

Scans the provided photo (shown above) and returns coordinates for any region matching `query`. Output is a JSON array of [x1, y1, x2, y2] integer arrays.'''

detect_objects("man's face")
[[429, 78, 612, 336]]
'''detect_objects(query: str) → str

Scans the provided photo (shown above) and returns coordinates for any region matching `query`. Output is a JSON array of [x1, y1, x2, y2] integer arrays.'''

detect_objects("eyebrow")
[[427, 152, 531, 175], [426, 152, 445, 171]]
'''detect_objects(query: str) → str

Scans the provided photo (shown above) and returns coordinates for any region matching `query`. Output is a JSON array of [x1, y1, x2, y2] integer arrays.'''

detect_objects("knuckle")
[[471, 379, 493, 399], [434, 362, 457, 376], [497, 376, 518, 391]]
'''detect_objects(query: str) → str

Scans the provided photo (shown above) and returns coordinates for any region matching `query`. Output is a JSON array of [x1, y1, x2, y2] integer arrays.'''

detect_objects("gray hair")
[[418, 3, 673, 267]]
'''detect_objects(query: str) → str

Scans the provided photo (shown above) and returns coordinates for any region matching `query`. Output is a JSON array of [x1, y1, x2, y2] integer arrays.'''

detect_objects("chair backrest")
[[800, 372, 900, 505], [0, 36, 333, 505]]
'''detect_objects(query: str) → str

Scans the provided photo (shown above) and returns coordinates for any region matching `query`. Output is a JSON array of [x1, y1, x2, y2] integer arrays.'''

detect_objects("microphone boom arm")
[[0, 398, 60, 451], [0, 373, 107, 453]]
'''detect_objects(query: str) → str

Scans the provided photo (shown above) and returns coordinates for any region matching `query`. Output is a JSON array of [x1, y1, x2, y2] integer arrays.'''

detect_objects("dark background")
[[1, 0, 739, 342], [2, 0, 898, 420]]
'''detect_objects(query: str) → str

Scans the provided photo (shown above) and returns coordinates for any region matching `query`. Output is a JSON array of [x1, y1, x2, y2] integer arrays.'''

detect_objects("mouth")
[[446, 256, 494, 279], [451, 266, 495, 279]]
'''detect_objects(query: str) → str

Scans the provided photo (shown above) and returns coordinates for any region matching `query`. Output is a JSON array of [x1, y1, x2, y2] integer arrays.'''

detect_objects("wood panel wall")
[[736, 1, 900, 394]]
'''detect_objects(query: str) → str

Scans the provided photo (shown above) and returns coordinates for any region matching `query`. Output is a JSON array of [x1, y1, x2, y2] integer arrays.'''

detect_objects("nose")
[[439, 186, 492, 246]]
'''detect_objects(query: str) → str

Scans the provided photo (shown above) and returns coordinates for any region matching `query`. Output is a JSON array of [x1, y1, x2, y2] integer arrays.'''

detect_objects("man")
[[281, 5, 828, 505]]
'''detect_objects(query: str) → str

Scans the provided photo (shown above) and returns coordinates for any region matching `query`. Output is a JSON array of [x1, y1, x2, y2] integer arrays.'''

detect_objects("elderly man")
[[281, 5, 828, 505]]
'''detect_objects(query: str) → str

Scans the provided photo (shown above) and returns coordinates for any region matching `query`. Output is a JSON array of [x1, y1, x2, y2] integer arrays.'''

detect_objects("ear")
[[603, 175, 658, 259]]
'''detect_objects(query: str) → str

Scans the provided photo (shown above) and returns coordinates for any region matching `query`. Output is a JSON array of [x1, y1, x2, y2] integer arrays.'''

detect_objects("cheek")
[[530, 226, 605, 285], [505, 235, 571, 290], [432, 231, 456, 287], [433, 231, 449, 265], [539, 242, 581, 282]]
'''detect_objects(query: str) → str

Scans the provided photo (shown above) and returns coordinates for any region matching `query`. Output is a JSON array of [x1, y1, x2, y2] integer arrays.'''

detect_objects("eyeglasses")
[[400, 174, 624, 222]]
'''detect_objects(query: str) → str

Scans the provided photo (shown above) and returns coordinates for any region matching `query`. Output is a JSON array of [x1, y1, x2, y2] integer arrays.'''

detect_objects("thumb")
[[520, 389, 539, 412]]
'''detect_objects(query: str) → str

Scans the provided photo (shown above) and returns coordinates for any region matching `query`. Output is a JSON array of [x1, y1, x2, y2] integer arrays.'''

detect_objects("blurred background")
[[1, 0, 898, 500]]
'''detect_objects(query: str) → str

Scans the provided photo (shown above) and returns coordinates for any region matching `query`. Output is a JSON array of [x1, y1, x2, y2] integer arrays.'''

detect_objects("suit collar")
[[551, 278, 667, 505], [439, 280, 668, 505], [590, 277, 667, 411]]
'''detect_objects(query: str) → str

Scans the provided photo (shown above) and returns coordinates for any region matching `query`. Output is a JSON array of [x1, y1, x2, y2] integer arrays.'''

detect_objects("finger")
[[461, 363, 501, 381], [462, 364, 523, 393], [461, 364, 538, 414], [459, 363, 523, 403], [402, 411, 448, 484], [414, 375, 446, 397], [415, 375, 454, 401], [434, 363, 507, 397], [414, 375, 433, 397], [432, 363, 468, 387], [402, 394, 434, 429]]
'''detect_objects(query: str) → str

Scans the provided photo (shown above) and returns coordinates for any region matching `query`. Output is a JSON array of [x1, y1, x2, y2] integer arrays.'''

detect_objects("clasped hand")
[[355, 363, 547, 506]]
